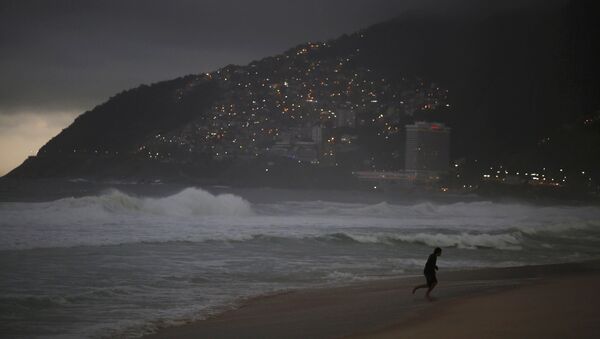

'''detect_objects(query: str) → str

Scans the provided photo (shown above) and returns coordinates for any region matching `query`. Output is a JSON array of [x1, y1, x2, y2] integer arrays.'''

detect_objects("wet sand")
[[353, 274, 600, 339], [142, 260, 600, 339]]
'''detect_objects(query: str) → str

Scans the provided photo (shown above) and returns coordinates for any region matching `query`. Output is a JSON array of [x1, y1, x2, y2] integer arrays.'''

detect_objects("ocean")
[[1, 187, 600, 338]]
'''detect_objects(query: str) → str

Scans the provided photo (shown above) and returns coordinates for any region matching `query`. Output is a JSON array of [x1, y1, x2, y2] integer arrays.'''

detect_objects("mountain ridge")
[[7, 0, 600, 187]]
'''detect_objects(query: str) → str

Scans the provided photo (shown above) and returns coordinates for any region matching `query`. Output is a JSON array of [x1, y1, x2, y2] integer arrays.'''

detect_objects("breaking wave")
[[2, 188, 600, 338], [0, 295, 70, 310], [323, 232, 523, 250], [3, 187, 254, 218], [259, 199, 600, 221], [1, 188, 600, 251]]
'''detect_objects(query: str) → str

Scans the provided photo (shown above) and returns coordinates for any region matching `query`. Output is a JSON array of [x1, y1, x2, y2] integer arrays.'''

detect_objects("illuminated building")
[[405, 121, 450, 172]]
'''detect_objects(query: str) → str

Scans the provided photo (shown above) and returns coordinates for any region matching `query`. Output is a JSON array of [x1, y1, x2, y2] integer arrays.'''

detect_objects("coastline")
[[141, 260, 600, 339]]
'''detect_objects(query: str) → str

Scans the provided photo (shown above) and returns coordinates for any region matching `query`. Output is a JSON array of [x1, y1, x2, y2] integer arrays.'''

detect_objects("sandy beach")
[[354, 274, 600, 339], [142, 260, 600, 339]]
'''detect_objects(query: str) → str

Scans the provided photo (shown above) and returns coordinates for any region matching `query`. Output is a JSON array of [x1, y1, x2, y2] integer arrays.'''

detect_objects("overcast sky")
[[0, 0, 556, 175]]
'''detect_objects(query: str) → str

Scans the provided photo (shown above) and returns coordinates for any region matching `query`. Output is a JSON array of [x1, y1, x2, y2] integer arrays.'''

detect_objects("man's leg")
[[425, 282, 437, 298], [412, 284, 428, 294]]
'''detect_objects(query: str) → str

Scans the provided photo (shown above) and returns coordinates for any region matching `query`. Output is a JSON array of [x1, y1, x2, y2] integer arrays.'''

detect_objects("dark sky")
[[0, 0, 557, 174], [1, 0, 419, 115]]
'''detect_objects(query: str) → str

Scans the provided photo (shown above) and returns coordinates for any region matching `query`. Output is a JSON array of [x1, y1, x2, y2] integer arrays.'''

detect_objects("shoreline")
[[141, 260, 600, 339]]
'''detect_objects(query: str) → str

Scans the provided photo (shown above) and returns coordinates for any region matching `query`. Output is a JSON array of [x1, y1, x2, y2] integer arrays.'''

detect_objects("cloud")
[[0, 0, 561, 116], [0, 111, 77, 176], [0, 1, 565, 109]]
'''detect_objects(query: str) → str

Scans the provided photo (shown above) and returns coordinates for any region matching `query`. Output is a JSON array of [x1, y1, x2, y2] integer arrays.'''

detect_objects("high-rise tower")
[[405, 122, 450, 172]]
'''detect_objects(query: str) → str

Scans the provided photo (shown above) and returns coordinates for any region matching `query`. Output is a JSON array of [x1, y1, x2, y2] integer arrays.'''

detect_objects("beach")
[[143, 261, 600, 339], [358, 274, 600, 339]]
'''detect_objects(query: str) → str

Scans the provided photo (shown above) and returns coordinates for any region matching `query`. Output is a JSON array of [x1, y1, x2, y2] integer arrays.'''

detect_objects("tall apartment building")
[[405, 122, 450, 172]]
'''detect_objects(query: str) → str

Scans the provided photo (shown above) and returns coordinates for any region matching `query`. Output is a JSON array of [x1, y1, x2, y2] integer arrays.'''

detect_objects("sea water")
[[1, 187, 600, 338]]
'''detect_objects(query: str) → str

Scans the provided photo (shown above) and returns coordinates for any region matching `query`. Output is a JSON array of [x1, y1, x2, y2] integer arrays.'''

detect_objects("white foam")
[[324, 271, 373, 282], [142, 188, 254, 217], [333, 231, 522, 250], [3, 187, 253, 218], [2, 188, 600, 250], [391, 232, 523, 250]]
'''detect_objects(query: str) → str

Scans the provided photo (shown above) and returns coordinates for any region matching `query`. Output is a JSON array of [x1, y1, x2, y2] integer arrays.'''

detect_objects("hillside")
[[7, 0, 600, 187]]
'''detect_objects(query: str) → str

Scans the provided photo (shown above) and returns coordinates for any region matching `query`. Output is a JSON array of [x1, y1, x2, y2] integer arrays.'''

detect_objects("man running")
[[412, 247, 442, 299]]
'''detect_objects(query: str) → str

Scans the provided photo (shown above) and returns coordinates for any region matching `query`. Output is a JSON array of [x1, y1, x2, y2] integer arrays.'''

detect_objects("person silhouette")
[[412, 247, 442, 300]]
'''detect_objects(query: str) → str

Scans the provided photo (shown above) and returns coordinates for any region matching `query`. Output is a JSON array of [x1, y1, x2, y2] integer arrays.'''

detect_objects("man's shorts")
[[425, 271, 437, 287]]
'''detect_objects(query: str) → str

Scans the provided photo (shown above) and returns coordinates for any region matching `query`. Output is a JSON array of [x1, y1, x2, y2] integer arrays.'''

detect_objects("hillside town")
[[141, 39, 449, 169]]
